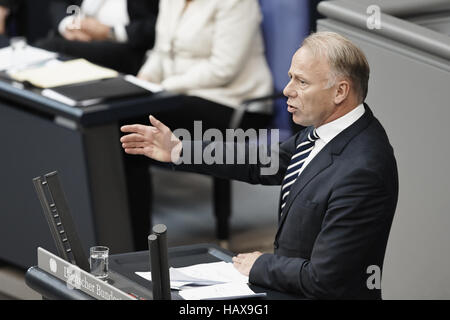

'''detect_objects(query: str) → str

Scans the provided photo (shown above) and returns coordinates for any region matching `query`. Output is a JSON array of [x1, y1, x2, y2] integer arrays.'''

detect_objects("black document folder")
[[41, 76, 153, 107]]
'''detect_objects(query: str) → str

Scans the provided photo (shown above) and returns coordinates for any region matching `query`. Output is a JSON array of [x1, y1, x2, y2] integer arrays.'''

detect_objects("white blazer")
[[139, 0, 273, 110]]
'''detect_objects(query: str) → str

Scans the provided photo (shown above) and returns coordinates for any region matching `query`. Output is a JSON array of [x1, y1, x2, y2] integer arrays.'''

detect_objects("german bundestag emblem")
[[49, 258, 57, 273]]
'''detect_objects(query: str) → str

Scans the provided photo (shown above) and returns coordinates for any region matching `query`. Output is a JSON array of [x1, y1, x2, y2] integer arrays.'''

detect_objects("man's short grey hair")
[[301, 31, 370, 103]]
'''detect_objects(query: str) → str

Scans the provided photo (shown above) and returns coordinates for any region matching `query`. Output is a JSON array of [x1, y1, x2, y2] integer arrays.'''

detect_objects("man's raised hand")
[[120, 115, 182, 163]]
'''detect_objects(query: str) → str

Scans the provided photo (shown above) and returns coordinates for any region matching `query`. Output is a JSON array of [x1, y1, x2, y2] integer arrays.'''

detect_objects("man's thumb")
[[149, 115, 165, 130]]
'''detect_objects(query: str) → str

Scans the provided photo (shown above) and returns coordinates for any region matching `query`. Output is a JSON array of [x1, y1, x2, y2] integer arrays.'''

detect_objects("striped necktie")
[[280, 128, 320, 214]]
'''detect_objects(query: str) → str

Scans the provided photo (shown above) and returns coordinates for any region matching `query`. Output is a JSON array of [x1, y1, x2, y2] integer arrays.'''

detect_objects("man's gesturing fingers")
[[120, 115, 180, 162], [121, 142, 146, 149], [149, 115, 168, 132], [120, 124, 150, 135], [123, 147, 147, 156], [120, 133, 147, 144]]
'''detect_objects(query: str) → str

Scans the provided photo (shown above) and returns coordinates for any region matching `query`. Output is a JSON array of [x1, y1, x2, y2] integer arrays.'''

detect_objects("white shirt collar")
[[315, 103, 365, 144]]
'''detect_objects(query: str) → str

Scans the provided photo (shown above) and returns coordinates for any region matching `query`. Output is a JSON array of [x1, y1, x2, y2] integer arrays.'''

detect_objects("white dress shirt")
[[297, 104, 366, 178], [59, 0, 130, 43], [139, 0, 273, 110]]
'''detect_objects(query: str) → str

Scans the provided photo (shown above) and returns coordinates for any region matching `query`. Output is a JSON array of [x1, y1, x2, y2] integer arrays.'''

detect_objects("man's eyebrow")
[[288, 71, 308, 79]]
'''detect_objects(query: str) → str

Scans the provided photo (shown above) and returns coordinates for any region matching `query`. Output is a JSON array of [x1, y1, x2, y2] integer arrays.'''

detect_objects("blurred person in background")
[[0, 0, 54, 45], [137, 0, 273, 133], [0, 0, 12, 36], [36, 0, 159, 74], [0, 0, 23, 43], [128, 0, 273, 250]]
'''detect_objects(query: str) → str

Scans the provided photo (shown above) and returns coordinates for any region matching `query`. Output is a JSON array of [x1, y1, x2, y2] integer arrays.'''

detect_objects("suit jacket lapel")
[[275, 104, 375, 236]]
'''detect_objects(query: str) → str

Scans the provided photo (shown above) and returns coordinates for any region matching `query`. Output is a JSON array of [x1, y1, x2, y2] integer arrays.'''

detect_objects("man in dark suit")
[[119, 31, 398, 299], [36, 0, 158, 74]]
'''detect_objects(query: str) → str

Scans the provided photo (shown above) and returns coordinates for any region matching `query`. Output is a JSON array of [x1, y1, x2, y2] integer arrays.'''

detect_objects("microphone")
[[148, 224, 171, 300], [148, 234, 162, 300], [152, 224, 171, 300]]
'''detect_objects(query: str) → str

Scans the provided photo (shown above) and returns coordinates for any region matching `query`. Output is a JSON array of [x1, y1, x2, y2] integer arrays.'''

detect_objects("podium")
[[25, 244, 301, 300]]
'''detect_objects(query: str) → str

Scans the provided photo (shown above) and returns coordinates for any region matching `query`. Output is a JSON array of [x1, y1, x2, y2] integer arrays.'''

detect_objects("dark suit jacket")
[[176, 104, 398, 299], [48, 0, 158, 49]]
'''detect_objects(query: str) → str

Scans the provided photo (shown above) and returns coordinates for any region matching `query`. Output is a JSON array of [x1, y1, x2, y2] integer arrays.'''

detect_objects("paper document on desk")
[[179, 282, 265, 300], [0, 46, 57, 71], [9, 58, 118, 88], [136, 261, 249, 290], [173, 261, 249, 284], [137, 268, 224, 289]]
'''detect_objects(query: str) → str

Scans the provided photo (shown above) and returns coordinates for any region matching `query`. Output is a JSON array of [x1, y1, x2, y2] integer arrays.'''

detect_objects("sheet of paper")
[[135, 271, 220, 290], [9, 58, 118, 88], [178, 282, 259, 300], [0, 46, 57, 71], [136, 261, 249, 290], [173, 261, 249, 284]]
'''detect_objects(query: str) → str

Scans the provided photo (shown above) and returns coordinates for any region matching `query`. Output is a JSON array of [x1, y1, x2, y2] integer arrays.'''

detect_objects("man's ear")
[[334, 79, 351, 105]]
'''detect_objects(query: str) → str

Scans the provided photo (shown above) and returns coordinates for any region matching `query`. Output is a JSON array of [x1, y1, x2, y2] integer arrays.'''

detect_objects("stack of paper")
[[0, 45, 57, 71], [179, 282, 261, 300], [136, 261, 265, 300]]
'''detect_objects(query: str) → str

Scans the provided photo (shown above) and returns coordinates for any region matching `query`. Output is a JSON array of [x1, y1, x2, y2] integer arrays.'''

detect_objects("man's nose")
[[283, 83, 296, 98]]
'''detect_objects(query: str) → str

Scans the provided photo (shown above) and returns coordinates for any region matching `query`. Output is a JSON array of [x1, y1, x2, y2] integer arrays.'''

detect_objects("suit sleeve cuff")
[[249, 253, 271, 285], [249, 253, 308, 294]]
